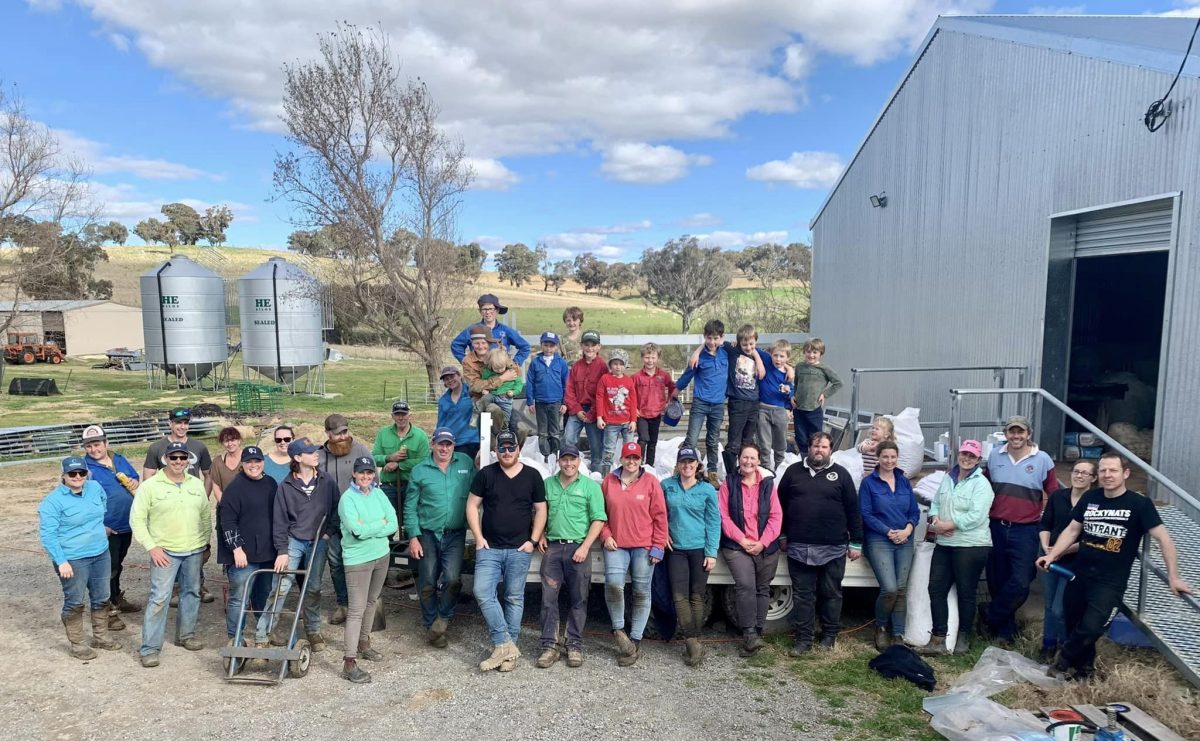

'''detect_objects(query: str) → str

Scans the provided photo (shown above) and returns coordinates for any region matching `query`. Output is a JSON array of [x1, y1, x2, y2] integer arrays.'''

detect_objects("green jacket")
[[130, 470, 211, 554], [929, 465, 994, 548], [543, 473, 607, 542], [372, 423, 430, 485], [792, 362, 842, 411], [403, 453, 475, 537], [339, 485, 399, 566]]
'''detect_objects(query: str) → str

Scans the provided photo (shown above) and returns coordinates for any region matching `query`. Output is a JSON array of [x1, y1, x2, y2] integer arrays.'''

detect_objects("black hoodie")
[[272, 468, 340, 552], [217, 471, 277, 564]]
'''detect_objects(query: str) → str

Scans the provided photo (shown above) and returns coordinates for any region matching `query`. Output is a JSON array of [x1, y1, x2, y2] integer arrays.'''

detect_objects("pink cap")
[[620, 441, 642, 459], [959, 439, 983, 457]]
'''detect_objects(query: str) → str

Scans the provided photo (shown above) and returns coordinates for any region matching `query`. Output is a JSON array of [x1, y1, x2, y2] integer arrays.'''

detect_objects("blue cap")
[[559, 445, 580, 459], [432, 427, 456, 444], [540, 331, 560, 345], [240, 446, 264, 462], [287, 438, 321, 457], [62, 456, 88, 473], [677, 446, 700, 463], [353, 456, 376, 472]]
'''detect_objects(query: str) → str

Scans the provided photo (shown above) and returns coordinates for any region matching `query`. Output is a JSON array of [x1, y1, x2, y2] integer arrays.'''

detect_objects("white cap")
[[81, 425, 106, 444]]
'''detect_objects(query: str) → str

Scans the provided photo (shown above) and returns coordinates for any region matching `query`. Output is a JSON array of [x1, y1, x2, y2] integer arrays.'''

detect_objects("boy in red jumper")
[[633, 342, 676, 468], [564, 330, 608, 472], [595, 348, 639, 472]]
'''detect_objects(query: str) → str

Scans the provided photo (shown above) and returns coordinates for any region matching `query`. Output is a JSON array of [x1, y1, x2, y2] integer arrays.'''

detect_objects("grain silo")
[[238, 257, 326, 391], [140, 255, 230, 388]]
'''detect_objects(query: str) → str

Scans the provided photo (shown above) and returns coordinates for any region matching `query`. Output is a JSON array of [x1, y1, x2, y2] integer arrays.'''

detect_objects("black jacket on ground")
[[217, 472, 278, 565], [777, 460, 863, 546]]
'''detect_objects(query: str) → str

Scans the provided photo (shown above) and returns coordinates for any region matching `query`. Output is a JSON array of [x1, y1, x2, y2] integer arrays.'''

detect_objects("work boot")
[[1037, 645, 1057, 665], [874, 627, 891, 652], [200, 586, 215, 604], [479, 641, 520, 672], [330, 606, 347, 625], [107, 602, 126, 632], [612, 629, 636, 658], [566, 648, 584, 668], [952, 631, 971, 656], [497, 655, 519, 672], [307, 632, 327, 652], [684, 637, 705, 666], [740, 629, 766, 657], [706, 471, 720, 487], [535, 646, 560, 668], [140, 651, 160, 668], [918, 635, 950, 657], [386, 568, 416, 589], [90, 610, 120, 650], [62, 607, 97, 660], [249, 642, 269, 671], [269, 626, 290, 647], [789, 640, 812, 657], [357, 639, 382, 661], [617, 639, 642, 667], [818, 634, 837, 651], [115, 592, 142, 613], [174, 637, 205, 651], [341, 659, 371, 684], [427, 617, 449, 648]]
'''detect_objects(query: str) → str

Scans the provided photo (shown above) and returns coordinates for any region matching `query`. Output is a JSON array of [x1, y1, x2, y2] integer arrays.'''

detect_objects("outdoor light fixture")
[[869, 192, 887, 208]]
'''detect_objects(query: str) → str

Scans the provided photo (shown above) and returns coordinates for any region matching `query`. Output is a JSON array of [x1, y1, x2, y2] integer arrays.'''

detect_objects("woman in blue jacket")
[[859, 441, 920, 650], [662, 445, 721, 666], [38, 456, 121, 660]]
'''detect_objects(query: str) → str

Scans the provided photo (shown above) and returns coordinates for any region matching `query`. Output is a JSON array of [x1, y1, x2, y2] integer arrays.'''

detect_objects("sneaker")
[[788, 641, 812, 657], [612, 629, 636, 658], [330, 606, 347, 626], [535, 647, 560, 669], [174, 637, 205, 651], [617, 640, 641, 667], [140, 652, 161, 668], [341, 662, 372, 684], [566, 649, 584, 668], [479, 641, 520, 672], [306, 632, 327, 652]]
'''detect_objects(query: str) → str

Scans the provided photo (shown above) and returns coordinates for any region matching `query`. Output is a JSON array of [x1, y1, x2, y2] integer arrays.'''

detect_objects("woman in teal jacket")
[[338, 456, 398, 683], [923, 440, 994, 656], [661, 445, 721, 666]]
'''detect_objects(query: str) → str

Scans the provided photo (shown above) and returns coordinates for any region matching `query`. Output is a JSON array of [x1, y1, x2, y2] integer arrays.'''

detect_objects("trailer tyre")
[[287, 639, 312, 678], [720, 584, 795, 635]]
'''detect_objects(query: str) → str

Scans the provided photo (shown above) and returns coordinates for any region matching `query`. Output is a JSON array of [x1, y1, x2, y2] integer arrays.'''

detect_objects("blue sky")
[[1, 0, 1193, 263]]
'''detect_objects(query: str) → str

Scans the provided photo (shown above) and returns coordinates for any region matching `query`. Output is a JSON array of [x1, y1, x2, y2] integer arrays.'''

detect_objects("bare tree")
[[640, 235, 733, 331], [272, 23, 473, 385]]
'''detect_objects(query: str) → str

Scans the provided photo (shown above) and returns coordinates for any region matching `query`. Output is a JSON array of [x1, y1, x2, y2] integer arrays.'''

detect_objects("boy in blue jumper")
[[526, 332, 570, 461], [687, 323, 766, 477], [757, 339, 794, 471], [677, 319, 729, 484]]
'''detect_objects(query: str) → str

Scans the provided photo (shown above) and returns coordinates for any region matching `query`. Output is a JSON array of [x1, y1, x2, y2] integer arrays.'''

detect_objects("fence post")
[[849, 369, 861, 440]]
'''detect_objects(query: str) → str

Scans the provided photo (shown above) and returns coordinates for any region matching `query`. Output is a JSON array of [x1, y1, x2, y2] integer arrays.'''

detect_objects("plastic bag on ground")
[[947, 646, 1065, 698], [926, 694, 1053, 741], [904, 540, 959, 649], [885, 407, 925, 476], [830, 448, 865, 490]]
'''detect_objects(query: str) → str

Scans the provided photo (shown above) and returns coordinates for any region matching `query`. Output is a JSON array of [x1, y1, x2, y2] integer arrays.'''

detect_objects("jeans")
[[793, 407, 825, 450], [141, 549, 202, 656], [343, 554, 389, 656], [636, 416, 662, 467], [1039, 561, 1071, 648], [473, 547, 532, 646], [1059, 577, 1123, 674], [539, 541, 591, 650], [724, 547, 780, 633], [224, 562, 273, 639], [603, 547, 655, 640], [535, 402, 564, 457], [787, 554, 845, 644], [600, 423, 633, 471], [107, 531, 133, 602], [985, 521, 1040, 639], [757, 405, 789, 471], [325, 532, 349, 607], [864, 537, 914, 634], [58, 550, 111, 617], [685, 399, 725, 474], [415, 530, 466, 628], [726, 398, 759, 449], [928, 544, 990, 638], [257, 536, 328, 643], [667, 548, 709, 638], [564, 415, 603, 471]]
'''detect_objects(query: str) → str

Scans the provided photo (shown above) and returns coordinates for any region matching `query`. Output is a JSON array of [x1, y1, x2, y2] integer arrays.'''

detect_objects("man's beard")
[[808, 454, 829, 468], [498, 454, 519, 469], [327, 437, 353, 457]]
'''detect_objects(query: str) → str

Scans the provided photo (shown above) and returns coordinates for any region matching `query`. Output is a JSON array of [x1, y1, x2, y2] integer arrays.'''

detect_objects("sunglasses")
[[275, 436, 293, 443], [65, 470, 87, 478], [497, 444, 518, 453], [167, 455, 190, 461]]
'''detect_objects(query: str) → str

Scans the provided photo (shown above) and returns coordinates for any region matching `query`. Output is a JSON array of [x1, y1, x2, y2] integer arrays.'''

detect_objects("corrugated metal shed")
[[809, 15, 1200, 498]]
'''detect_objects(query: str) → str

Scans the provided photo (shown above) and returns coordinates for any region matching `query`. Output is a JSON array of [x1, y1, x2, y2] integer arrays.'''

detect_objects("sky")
[[2, 0, 1197, 264]]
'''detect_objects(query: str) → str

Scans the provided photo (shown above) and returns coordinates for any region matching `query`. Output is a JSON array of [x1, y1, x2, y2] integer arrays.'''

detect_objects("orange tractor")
[[3, 333, 64, 365]]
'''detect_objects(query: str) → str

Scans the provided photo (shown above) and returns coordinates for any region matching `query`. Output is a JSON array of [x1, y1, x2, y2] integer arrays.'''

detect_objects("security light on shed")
[[870, 193, 887, 208]]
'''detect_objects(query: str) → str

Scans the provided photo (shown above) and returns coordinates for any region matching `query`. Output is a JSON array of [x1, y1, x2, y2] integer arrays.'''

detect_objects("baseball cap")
[[439, 366, 460, 379], [959, 439, 983, 457], [540, 331, 560, 345], [161, 441, 192, 464], [169, 407, 191, 421], [1005, 415, 1031, 432], [287, 438, 321, 457], [608, 348, 629, 366], [495, 430, 519, 449], [240, 446, 265, 462], [353, 456, 377, 472], [581, 329, 601, 344], [621, 441, 642, 459], [324, 413, 349, 433], [677, 446, 700, 463], [559, 444, 580, 459], [432, 427, 456, 444], [477, 293, 509, 315], [61, 456, 88, 473], [81, 424, 106, 444], [391, 400, 411, 414]]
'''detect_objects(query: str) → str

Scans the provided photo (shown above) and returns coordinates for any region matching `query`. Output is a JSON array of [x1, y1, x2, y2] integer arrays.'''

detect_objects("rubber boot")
[[90, 609, 121, 650], [62, 607, 97, 660]]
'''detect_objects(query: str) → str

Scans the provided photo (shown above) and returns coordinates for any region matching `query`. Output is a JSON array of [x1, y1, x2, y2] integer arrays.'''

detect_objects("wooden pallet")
[[1033, 702, 1184, 741]]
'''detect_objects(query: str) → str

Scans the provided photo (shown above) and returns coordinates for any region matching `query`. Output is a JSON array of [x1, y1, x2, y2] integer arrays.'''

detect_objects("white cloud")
[[600, 142, 712, 184], [572, 219, 652, 235], [62, 1, 989, 158], [85, 182, 254, 225], [745, 150, 844, 188], [106, 32, 131, 52], [539, 231, 633, 261], [678, 212, 721, 228], [1027, 5, 1086, 14], [464, 157, 520, 191], [595, 245, 623, 258], [698, 230, 789, 248], [54, 129, 221, 181], [1158, 4, 1200, 16]]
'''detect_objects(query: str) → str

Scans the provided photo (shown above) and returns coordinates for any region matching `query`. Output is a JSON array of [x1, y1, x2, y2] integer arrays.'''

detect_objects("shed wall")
[[63, 303, 145, 355]]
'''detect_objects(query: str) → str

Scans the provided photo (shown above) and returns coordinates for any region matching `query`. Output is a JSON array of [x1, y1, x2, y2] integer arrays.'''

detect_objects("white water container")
[[982, 431, 1006, 459], [934, 432, 950, 463]]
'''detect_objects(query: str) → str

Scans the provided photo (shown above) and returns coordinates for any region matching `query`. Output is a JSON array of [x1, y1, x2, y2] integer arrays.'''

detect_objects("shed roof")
[[809, 15, 1200, 229], [1, 300, 113, 313]]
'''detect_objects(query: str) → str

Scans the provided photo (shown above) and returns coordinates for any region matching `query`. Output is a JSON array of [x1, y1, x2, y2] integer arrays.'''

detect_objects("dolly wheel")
[[288, 639, 312, 678]]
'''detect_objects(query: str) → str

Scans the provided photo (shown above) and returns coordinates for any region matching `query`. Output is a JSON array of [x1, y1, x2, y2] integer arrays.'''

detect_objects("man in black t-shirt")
[[1038, 453, 1191, 679], [467, 430, 547, 673]]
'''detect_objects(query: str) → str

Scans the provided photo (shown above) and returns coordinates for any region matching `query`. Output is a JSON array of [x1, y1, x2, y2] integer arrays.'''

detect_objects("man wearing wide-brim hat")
[[449, 293, 531, 366], [81, 424, 142, 630]]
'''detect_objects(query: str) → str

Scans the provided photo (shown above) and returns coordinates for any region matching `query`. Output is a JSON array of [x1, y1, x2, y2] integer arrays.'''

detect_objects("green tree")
[[134, 217, 175, 246], [455, 242, 486, 283], [572, 252, 608, 293], [547, 260, 571, 293], [601, 261, 639, 296], [161, 202, 202, 245], [199, 204, 234, 246], [16, 222, 111, 299], [734, 242, 812, 288], [640, 235, 733, 331], [495, 242, 539, 287]]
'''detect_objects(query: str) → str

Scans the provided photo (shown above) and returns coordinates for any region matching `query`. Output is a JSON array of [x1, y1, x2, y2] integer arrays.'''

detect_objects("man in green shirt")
[[535, 445, 606, 669], [404, 427, 475, 649], [373, 400, 431, 525]]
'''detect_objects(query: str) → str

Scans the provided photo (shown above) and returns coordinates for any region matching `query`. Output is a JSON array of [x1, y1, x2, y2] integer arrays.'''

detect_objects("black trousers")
[[108, 531, 133, 601], [636, 416, 662, 466], [667, 548, 710, 638], [1060, 577, 1123, 673], [927, 544, 990, 638], [787, 554, 845, 643]]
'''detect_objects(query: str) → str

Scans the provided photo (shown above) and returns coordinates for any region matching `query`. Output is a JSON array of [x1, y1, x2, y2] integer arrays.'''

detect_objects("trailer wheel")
[[720, 584, 795, 635], [287, 639, 311, 678]]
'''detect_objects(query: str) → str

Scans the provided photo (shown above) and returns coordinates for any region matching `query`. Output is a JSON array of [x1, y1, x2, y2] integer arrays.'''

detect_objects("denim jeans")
[[985, 521, 1040, 640], [324, 532, 349, 607], [603, 547, 655, 640], [793, 407, 825, 450], [600, 423, 633, 471], [257, 536, 328, 643], [1039, 561, 1071, 648], [141, 549, 202, 656], [472, 547, 532, 646], [685, 399, 725, 474], [863, 537, 913, 634], [416, 530, 466, 628], [224, 562, 273, 639], [564, 415, 603, 471], [58, 550, 111, 617], [539, 541, 592, 650]]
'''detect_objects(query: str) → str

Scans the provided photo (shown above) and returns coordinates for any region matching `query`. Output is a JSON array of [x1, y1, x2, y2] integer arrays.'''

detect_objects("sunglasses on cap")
[[497, 444, 518, 453], [64, 470, 87, 478], [275, 435, 293, 443], [167, 454, 190, 461]]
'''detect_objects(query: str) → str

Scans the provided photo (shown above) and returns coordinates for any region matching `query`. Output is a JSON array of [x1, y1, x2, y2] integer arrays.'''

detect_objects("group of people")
[[35, 296, 1195, 685]]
